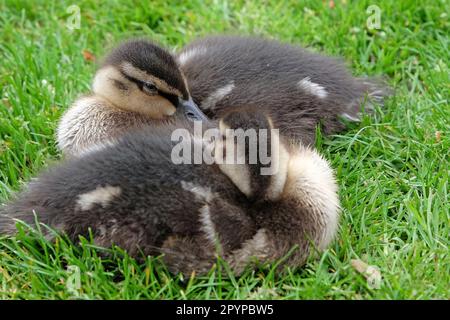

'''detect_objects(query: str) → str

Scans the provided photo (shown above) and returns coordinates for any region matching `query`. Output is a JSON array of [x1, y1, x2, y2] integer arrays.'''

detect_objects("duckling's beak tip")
[[178, 98, 208, 122]]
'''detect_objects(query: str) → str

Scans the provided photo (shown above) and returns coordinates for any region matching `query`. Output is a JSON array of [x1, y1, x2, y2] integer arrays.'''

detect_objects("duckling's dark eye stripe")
[[121, 71, 179, 105], [159, 90, 180, 107], [121, 72, 147, 90]]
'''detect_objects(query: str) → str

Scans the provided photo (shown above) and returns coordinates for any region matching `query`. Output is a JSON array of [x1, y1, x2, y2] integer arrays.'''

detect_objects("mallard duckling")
[[1, 109, 339, 275], [57, 39, 207, 156], [178, 35, 388, 146]]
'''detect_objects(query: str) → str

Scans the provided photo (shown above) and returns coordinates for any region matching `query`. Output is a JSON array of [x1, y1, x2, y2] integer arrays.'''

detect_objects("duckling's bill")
[[178, 97, 208, 121]]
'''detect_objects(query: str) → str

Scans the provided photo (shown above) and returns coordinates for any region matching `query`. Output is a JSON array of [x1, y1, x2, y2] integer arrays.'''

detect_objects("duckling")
[[1, 109, 339, 275], [178, 35, 389, 146], [57, 39, 207, 156], [163, 108, 340, 274]]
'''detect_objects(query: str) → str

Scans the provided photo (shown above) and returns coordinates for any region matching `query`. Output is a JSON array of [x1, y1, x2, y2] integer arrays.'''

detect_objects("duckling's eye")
[[142, 82, 158, 95]]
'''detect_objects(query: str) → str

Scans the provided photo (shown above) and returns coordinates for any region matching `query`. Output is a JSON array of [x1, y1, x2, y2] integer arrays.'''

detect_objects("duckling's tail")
[[340, 76, 392, 122], [0, 210, 18, 236], [0, 203, 49, 236], [362, 76, 391, 107]]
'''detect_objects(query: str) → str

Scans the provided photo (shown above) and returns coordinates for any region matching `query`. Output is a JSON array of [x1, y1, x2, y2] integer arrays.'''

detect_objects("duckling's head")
[[215, 108, 290, 202], [93, 39, 206, 121]]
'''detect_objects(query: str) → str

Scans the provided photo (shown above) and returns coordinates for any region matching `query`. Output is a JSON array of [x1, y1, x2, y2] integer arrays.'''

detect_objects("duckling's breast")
[[57, 95, 175, 157]]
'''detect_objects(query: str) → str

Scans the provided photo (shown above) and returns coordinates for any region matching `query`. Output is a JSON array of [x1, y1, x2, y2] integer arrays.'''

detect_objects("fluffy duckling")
[[164, 108, 340, 274], [178, 35, 388, 146], [57, 39, 206, 156], [1, 109, 339, 275]]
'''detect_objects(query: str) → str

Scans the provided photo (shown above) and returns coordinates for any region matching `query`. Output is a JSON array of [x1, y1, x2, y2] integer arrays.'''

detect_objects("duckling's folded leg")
[[227, 198, 338, 274], [228, 202, 328, 273], [225, 228, 275, 275], [161, 235, 216, 275], [160, 197, 257, 275]]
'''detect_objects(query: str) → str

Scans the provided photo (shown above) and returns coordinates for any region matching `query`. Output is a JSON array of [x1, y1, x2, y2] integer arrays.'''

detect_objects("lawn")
[[0, 0, 448, 299]]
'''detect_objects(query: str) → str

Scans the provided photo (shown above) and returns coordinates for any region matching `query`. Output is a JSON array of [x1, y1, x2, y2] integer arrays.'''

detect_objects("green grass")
[[0, 0, 448, 299]]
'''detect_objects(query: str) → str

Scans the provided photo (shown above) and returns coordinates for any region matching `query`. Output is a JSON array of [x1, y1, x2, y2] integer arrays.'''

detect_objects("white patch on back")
[[178, 47, 208, 66], [180, 181, 214, 202], [199, 205, 217, 245], [201, 81, 235, 110], [76, 185, 122, 211], [298, 77, 328, 99], [180, 182, 218, 245]]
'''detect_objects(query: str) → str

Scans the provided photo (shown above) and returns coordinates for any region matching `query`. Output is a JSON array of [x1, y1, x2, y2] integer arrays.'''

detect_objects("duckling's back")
[[0, 122, 247, 255], [178, 36, 388, 145]]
